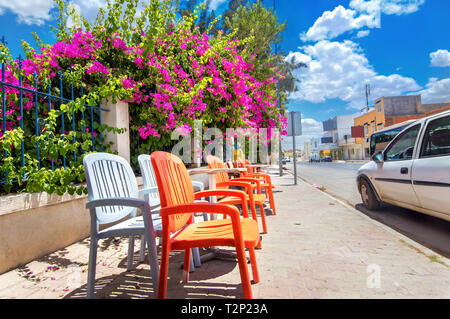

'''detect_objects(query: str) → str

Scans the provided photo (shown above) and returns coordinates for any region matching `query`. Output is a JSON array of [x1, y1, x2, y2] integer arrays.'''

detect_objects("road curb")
[[284, 169, 450, 267]]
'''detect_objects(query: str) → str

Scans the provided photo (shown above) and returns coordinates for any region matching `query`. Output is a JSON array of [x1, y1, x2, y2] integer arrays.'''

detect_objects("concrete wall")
[[383, 95, 421, 116], [0, 192, 90, 274]]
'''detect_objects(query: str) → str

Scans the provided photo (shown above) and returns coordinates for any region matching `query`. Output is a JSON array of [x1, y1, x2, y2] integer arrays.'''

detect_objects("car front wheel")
[[360, 179, 380, 210]]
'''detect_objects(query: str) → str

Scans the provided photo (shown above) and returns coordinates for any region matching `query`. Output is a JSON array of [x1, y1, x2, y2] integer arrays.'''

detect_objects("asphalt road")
[[285, 160, 450, 258]]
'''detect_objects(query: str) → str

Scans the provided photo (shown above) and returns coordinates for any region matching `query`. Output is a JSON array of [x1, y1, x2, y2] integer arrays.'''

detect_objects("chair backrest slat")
[[206, 155, 230, 186], [244, 159, 255, 174], [84, 153, 138, 224], [150, 152, 194, 233], [138, 154, 160, 202]]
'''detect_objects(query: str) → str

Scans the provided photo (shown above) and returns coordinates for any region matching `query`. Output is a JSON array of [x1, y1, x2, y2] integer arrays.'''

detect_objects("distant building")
[[302, 141, 311, 161], [322, 113, 361, 160], [352, 95, 450, 159]]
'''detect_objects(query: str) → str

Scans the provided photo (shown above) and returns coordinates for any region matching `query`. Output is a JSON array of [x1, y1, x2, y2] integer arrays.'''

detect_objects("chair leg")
[[235, 245, 253, 299], [158, 242, 170, 299], [139, 235, 146, 262], [127, 236, 135, 271], [144, 230, 160, 298], [259, 204, 268, 234], [87, 238, 98, 299], [268, 188, 277, 215], [183, 248, 191, 283], [248, 247, 260, 284], [192, 248, 201, 268], [256, 236, 262, 249]]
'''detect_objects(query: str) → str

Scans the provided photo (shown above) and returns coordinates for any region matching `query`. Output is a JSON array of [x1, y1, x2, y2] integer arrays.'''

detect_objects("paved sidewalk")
[[0, 173, 449, 299]]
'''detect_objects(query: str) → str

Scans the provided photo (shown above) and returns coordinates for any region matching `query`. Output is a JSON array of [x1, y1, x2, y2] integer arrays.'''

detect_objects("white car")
[[356, 110, 450, 222]]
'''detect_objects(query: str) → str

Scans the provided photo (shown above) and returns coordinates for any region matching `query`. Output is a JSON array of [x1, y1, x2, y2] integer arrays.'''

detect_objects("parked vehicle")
[[369, 120, 416, 157], [321, 156, 332, 162], [310, 154, 320, 162], [357, 110, 450, 221]]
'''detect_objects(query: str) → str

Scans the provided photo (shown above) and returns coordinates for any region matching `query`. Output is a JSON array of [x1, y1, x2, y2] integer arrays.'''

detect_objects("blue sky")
[[1, 0, 449, 148]]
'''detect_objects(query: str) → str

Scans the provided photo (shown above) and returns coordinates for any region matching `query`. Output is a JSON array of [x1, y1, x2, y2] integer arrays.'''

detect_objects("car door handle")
[[400, 167, 408, 174]]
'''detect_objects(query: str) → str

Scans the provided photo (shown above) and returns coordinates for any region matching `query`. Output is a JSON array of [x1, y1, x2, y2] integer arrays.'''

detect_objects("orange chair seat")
[[218, 193, 266, 205], [171, 218, 260, 250]]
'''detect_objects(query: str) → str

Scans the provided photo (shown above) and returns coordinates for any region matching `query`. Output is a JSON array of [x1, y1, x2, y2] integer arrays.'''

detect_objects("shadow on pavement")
[[355, 203, 450, 258], [65, 248, 242, 299]]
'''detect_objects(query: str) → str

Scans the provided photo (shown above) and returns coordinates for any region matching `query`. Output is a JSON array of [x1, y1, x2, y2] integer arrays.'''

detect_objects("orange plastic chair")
[[150, 151, 260, 299], [235, 159, 277, 216], [206, 155, 269, 234]]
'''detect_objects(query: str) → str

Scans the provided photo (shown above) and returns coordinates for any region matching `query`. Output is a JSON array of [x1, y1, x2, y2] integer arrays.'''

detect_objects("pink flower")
[[138, 123, 161, 140], [175, 124, 192, 137], [86, 61, 109, 76]]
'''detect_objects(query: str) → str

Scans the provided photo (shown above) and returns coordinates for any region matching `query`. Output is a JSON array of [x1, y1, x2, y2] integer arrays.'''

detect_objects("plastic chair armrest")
[[229, 178, 262, 193], [216, 181, 253, 195], [86, 197, 149, 211], [194, 189, 249, 217], [231, 178, 261, 187], [86, 198, 156, 235], [246, 173, 271, 183], [138, 186, 158, 197], [159, 203, 240, 221]]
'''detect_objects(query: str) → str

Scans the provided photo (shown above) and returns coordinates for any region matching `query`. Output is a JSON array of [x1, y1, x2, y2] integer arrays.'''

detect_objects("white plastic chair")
[[137, 154, 207, 269], [83, 153, 159, 298]]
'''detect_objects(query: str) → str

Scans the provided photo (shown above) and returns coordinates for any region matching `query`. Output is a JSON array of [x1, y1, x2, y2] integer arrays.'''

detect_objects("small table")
[[189, 167, 248, 262]]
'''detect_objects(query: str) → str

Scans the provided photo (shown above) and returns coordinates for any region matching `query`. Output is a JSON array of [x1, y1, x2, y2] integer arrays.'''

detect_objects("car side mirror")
[[372, 152, 383, 163]]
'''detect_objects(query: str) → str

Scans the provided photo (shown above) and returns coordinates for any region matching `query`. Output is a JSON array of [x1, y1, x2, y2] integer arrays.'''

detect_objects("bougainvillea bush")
[[0, 0, 287, 194]]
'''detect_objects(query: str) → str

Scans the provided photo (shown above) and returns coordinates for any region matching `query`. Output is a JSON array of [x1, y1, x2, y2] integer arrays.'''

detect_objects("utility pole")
[[291, 113, 297, 185], [365, 83, 371, 112]]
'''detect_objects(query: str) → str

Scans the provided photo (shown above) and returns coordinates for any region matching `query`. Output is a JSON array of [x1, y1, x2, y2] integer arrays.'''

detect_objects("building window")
[[364, 125, 369, 135], [372, 123, 376, 133], [376, 100, 382, 112]]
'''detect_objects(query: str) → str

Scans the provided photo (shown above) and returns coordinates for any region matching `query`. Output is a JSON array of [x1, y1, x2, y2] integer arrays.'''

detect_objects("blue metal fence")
[[0, 36, 109, 180]]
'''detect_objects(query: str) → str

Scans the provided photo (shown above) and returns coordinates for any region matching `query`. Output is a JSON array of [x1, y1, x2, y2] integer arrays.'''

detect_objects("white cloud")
[[285, 51, 312, 65], [300, 5, 379, 42], [0, 0, 110, 26], [350, 0, 425, 15], [430, 49, 450, 67], [302, 0, 425, 42], [289, 40, 421, 109], [356, 30, 371, 38], [416, 78, 450, 103], [301, 118, 325, 135], [380, 0, 425, 15], [0, 0, 55, 25], [282, 118, 324, 150]]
